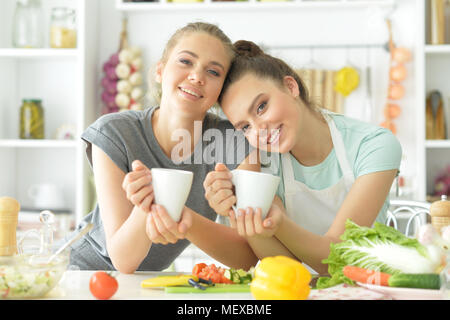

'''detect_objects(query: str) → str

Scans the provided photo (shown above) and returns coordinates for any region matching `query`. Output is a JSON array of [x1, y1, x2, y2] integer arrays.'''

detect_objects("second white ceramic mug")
[[28, 184, 66, 210], [151, 168, 194, 222], [231, 170, 281, 220]]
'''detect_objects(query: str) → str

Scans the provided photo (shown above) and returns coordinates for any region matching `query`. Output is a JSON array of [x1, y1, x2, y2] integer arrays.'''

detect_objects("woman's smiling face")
[[157, 32, 231, 117], [221, 73, 301, 153]]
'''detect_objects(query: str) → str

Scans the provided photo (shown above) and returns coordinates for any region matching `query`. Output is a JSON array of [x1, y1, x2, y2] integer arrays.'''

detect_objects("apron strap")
[[323, 112, 355, 190], [282, 111, 355, 194], [281, 153, 297, 194]]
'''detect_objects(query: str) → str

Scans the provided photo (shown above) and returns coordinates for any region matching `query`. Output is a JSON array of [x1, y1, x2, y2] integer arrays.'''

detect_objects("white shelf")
[[0, 0, 98, 225], [425, 45, 450, 54], [116, 0, 396, 11], [425, 140, 450, 149], [0, 139, 79, 148], [0, 48, 79, 58]]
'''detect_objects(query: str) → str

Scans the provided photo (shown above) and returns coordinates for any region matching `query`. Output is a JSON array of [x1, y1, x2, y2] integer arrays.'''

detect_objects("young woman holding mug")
[[204, 40, 402, 274]]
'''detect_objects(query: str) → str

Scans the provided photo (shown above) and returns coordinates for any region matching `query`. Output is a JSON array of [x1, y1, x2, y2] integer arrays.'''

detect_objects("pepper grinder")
[[0, 197, 21, 256], [430, 195, 450, 234]]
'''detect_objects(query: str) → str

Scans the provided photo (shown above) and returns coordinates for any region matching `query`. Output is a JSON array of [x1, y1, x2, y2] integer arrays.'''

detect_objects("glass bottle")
[[50, 7, 77, 48], [12, 0, 44, 48], [20, 99, 44, 139]]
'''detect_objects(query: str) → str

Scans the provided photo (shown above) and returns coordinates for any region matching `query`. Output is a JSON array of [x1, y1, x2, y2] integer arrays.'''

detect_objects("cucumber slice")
[[224, 269, 233, 282], [239, 274, 252, 284]]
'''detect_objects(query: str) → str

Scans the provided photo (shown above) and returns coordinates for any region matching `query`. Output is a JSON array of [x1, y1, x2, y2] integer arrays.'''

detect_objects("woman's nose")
[[255, 122, 268, 137], [247, 123, 268, 141], [188, 69, 205, 85]]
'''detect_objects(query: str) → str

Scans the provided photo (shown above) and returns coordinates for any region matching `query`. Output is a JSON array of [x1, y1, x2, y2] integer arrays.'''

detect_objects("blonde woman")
[[69, 24, 259, 273]]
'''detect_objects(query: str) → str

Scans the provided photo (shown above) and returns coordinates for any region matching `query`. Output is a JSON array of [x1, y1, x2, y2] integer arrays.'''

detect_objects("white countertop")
[[44, 270, 254, 300], [42, 270, 401, 300]]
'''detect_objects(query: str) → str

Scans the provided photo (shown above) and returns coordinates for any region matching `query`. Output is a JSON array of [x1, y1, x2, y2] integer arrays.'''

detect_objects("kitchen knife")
[[165, 283, 251, 293]]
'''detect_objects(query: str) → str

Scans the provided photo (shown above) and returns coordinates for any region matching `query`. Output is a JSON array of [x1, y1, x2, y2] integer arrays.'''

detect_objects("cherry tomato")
[[89, 271, 118, 300]]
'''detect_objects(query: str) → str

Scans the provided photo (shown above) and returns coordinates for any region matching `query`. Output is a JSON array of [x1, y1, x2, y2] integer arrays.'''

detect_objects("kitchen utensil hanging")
[[296, 48, 343, 114], [363, 47, 373, 123], [334, 46, 360, 98], [426, 90, 446, 140], [301, 47, 325, 107]]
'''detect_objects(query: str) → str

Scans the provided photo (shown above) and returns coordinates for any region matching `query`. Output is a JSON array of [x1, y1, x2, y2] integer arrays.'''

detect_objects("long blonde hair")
[[147, 22, 235, 106]]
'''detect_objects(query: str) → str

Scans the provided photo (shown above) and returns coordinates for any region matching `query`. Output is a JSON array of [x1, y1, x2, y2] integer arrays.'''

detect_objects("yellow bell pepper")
[[250, 256, 311, 300]]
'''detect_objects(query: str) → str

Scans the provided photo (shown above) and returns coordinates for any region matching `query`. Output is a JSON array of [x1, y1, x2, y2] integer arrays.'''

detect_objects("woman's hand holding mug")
[[203, 163, 236, 216], [122, 160, 154, 213], [123, 160, 194, 245], [229, 201, 285, 238], [146, 205, 193, 245]]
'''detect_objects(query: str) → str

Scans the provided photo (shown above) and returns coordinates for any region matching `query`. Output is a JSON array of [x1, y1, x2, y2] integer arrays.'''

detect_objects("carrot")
[[192, 263, 207, 277], [343, 265, 391, 287]]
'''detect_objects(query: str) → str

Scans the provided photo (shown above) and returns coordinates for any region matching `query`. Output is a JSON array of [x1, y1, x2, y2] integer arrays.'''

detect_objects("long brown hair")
[[218, 40, 314, 111]]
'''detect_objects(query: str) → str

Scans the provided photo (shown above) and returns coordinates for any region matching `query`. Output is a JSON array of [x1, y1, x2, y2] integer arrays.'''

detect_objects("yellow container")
[[50, 7, 77, 48]]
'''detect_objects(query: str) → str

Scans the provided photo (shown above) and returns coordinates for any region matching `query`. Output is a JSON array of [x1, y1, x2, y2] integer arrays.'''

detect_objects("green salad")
[[0, 255, 66, 299]]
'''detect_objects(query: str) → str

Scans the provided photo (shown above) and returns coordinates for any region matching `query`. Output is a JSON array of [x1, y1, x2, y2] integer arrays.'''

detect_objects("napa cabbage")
[[316, 219, 443, 289]]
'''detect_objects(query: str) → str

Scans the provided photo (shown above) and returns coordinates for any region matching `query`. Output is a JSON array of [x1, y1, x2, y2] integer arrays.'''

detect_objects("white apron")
[[281, 112, 355, 236]]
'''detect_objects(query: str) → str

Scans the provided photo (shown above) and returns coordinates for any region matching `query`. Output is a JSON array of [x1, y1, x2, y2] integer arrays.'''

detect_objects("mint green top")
[[261, 113, 402, 222]]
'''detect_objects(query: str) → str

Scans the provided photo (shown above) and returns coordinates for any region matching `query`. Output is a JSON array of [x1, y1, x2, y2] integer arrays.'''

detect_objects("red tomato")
[[192, 263, 207, 277], [89, 271, 118, 300]]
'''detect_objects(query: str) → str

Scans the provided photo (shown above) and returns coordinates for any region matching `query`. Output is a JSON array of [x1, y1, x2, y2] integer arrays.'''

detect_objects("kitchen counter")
[[41, 270, 394, 300], [45, 270, 254, 300]]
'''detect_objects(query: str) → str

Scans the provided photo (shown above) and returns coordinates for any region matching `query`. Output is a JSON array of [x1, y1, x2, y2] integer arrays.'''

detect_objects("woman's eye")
[[207, 69, 220, 77], [241, 124, 250, 133], [179, 58, 191, 65], [256, 102, 267, 114]]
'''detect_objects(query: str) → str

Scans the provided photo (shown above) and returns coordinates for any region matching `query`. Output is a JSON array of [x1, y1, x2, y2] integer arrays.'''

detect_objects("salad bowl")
[[0, 245, 69, 299]]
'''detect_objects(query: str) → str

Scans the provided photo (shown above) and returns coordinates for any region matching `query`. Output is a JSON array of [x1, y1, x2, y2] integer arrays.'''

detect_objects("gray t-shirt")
[[68, 107, 252, 271]]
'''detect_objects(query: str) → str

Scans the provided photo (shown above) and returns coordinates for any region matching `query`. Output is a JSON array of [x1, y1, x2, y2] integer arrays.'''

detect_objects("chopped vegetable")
[[317, 219, 444, 289], [342, 265, 391, 286], [192, 263, 207, 277], [192, 263, 251, 284], [250, 256, 311, 300], [388, 273, 441, 290]]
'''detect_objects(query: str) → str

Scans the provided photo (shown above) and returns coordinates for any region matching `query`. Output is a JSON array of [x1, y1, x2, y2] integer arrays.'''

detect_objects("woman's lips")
[[178, 86, 203, 100], [268, 126, 282, 145]]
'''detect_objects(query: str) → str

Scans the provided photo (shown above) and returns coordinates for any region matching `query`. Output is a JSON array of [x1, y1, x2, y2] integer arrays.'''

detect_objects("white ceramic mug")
[[231, 170, 281, 220], [28, 184, 66, 210], [151, 168, 194, 222]]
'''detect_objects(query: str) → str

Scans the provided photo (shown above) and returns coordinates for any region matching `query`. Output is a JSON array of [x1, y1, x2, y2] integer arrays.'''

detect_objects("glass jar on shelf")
[[50, 7, 77, 49], [20, 99, 44, 139], [12, 0, 44, 48]]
